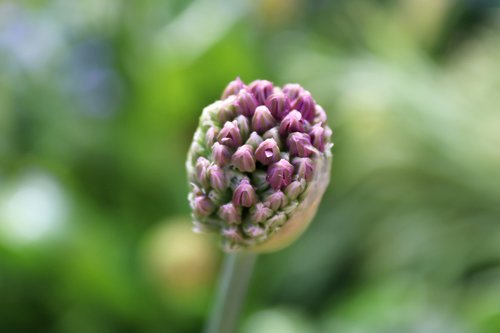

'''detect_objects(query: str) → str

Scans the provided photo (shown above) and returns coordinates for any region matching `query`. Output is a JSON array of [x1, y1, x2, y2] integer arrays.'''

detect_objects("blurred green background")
[[1, 0, 500, 332]]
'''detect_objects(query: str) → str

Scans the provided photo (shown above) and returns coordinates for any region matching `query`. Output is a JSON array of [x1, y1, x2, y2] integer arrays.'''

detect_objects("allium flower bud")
[[265, 92, 291, 121], [292, 157, 314, 181], [246, 132, 263, 149], [279, 110, 305, 137], [267, 159, 294, 190], [218, 121, 242, 148], [193, 195, 216, 217], [212, 142, 231, 166], [285, 179, 306, 200], [252, 105, 276, 134], [287, 132, 313, 157], [209, 165, 228, 191], [282, 83, 305, 101], [309, 124, 325, 152], [235, 90, 258, 117], [248, 80, 274, 104], [263, 190, 288, 210], [218, 203, 241, 224], [187, 78, 333, 252], [234, 115, 250, 142], [231, 145, 256, 173], [255, 139, 280, 165], [232, 178, 257, 207], [292, 92, 315, 122], [221, 77, 246, 99]]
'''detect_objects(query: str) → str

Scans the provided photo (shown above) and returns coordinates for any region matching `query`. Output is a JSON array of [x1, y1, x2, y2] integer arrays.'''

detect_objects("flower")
[[187, 78, 333, 252]]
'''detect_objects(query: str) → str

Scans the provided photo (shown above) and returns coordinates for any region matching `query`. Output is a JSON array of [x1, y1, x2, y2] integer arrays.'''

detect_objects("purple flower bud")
[[263, 190, 288, 210], [315, 105, 327, 125], [255, 138, 281, 165], [287, 132, 313, 157], [248, 80, 274, 104], [309, 124, 325, 152], [282, 83, 305, 101], [206, 127, 218, 147], [235, 90, 258, 117], [218, 121, 242, 148], [212, 142, 231, 166], [233, 178, 258, 207], [231, 145, 256, 172], [222, 226, 243, 241], [252, 105, 276, 134], [285, 180, 306, 200], [218, 99, 237, 123], [279, 110, 304, 137], [249, 202, 274, 223], [246, 131, 263, 149], [193, 195, 215, 217], [195, 157, 210, 186], [218, 203, 242, 224], [209, 164, 228, 191], [251, 170, 270, 192], [292, 157, 314, 181], [265, 92, 291, 121], [292, 92, 315, 122], [243, 223, 265, 238], [267, 159, 294, 190], [263, 127, 283, 148], [233, 115, 250, 141], [221, 77, 246, 99]]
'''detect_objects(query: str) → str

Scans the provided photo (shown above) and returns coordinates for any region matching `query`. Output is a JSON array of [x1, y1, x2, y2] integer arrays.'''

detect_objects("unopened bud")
[[279, 110, 304, 137], [232, 178, 258, 207], [267, 159, 294, 190], [231, 145, 256, 173]]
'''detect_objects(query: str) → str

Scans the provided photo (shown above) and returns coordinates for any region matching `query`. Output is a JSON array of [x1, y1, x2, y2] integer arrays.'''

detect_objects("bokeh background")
[[1, 0, 500, 332]]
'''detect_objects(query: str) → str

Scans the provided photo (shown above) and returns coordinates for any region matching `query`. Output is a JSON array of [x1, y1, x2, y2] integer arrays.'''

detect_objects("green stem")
[[204, 252, 258, 333]]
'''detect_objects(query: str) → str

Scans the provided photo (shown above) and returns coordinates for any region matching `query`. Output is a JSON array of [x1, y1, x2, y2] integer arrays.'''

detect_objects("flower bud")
[[209, 164, 228, 191], [315, 105, 327, 125], [243, 223, 266, 238], [218, 203, 242, 224], [217, 103, 237, 123], [218, 121, 242, 148], [251, 170, 270, 192], [292, 92, 315, 122], [265, 92, 291, 121], [212, 142, 231, 166], [248, 80, 274, 104], [222, 226, 243, 242], [235, 90, 258, 117], [232, 178, 257, 207], [222, 77, 246, 99], [285, 179, 306, 200], [267, 159, 294, 190], [252, 105, 276, 134], [193, 195, 215, 217], [265, 212, 287, 229], [255, 138, 281, 165], [249, 203, 274, 223], [279, 110, 304, 137], [246, 131, 263, 149], [282, 83, 305, 101], [231, 144, 256, 173], [262, 127, 283, 149], [292, 157, 314, 181], [263, 190, 288, 210], [287, 132, 313, 157], [234, 115, 250, 141], [206, 127, 218, 147], [309, 124, 325, 152], [195, 157, 210, 187]]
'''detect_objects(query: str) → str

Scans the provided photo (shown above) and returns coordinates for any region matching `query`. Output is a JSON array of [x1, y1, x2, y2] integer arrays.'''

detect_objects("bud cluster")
[[187, 78, 332, 251]]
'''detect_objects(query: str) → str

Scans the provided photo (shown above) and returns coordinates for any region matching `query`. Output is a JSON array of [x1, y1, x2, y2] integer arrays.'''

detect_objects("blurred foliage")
[[1, 0, 500, 332]]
